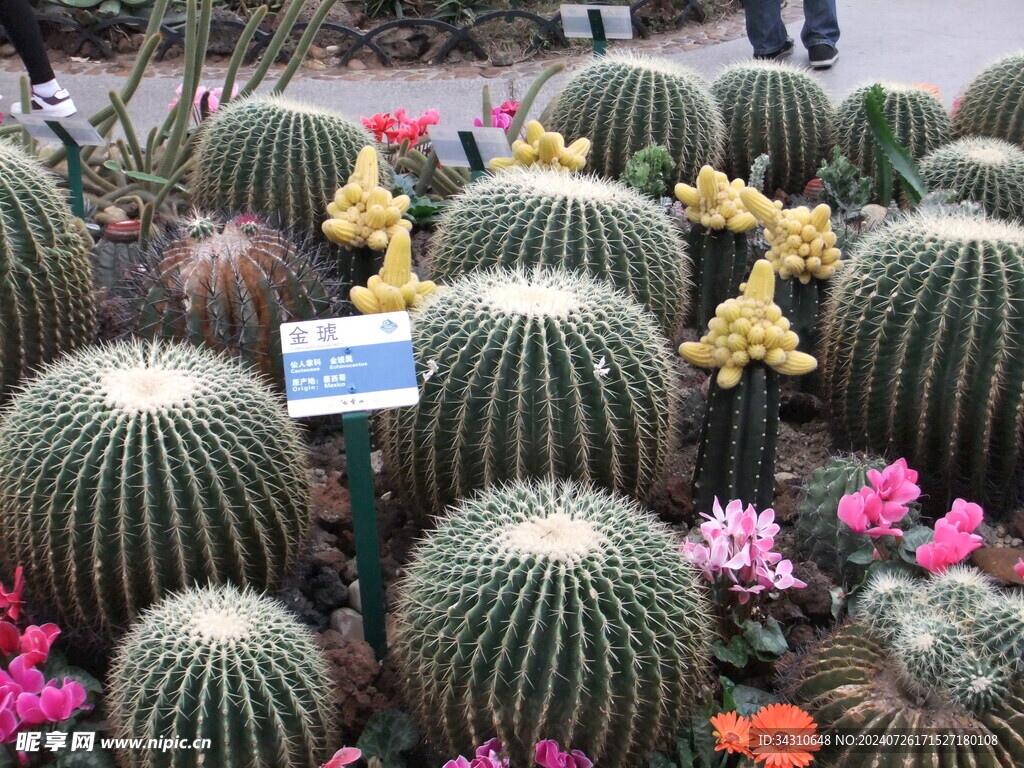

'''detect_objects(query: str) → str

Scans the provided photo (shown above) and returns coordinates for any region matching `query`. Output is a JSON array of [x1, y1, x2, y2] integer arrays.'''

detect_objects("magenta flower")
[[474, 109, 512, 131], [322, 747, 361, 768], [0, 622, 19, 657], [443, 757, 472, 768], [18, 624, 59, 669], [0, 691, 17, 743], [0, 567, 25, 623], [757, 559, 807, 591], [865, 457, 920, 521], [475, 739, 508, 768], [1015, 557, 1024, 581], [916, 518, 983, 573], [837, 487, 885, 534], [535, 740, 593, 768], [727, 583, 766, 605], [16, 678, 87, 726], [944, 498, 983, 534], [0, 655, 45, 698]]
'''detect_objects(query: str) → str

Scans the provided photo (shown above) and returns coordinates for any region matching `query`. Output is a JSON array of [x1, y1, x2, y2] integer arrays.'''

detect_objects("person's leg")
[[0, 0, 55, 85], [741, 0, 791, 57], [800, 0, 840, 49]]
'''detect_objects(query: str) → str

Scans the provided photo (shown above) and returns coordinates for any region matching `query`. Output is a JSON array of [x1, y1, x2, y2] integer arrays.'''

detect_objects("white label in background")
[[12, 114, 105, 146], [560, 4, 634, 39], [427, 126, 513, 168], [280, 312, 419, 418]]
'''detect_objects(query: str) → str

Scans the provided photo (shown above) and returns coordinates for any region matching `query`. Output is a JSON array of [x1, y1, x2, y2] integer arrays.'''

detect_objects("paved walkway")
[[1, 0, 1022, 140]]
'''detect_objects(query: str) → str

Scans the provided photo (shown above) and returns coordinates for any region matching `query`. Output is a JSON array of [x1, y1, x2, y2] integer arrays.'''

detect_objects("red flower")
[[361, 113, 397, 142], [19, 624, 60, 668], [710, 711, 753, 757], [322, 747, 361, 768], [0, 622, 19, 657], [0, 568, 25, 623]]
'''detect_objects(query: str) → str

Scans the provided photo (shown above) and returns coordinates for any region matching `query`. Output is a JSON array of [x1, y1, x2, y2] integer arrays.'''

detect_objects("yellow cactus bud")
[[696, 165, 718, 201], [764, 348, 786, 366], [739, 187, 781, 227], [513, 142, 538, 165], [675, 183, 701, 207], [774, 350, 817, 376], [742, 260, 776, 303], [365, 204, 388, 230], [385, 206, 401, 227], [489, 157, 516, 171], [352, 146, 380, 189], [350, 285, 383, 315], [566, 137, 591, 157], [726, 212, 757, 232], [380, 229, 412, 287], [377, 284, 405, 313], [390, 195, 410, 214], [326, 202, 344, 219], [367, 229, 389, 251], [417, 280, 437, 295], [322, 218, 361, 247], [367, 275, 382, 290], [717, 366, 743, 389], [525, 120, 545, 144], [400, 283, 418, 306], [810, 203, 832, 231], [343, 183, 364, 205], [537, 133, 564, 164], [679, 342, 718, 368], [366, 188, 391, 209]]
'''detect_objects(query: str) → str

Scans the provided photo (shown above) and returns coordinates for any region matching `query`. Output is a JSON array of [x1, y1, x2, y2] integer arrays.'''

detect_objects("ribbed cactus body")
[[109, 586, 334, 768], [713, 61, 835, 194], [821, 212, 1024, 515], [788, 623, 1024, 768], [919, 137, 1024, 221], [0, 140, 94, 401], [0, 341, 310, 636], [192, 95, 392, 235], [429, 170, 689, 333], [836, 82, 952, 197], [794, 455, 888, 583], [851, 571, 925, 639], [689, 228, 750, 330], [139, 216, 331, 381], [925, 566, 998, 626], [381, 267, 675, 514], [545, 52, 725, 183], [974, 594, 1024, 674], [954, 52, 1024, 148], [393, 480, 712, 768]]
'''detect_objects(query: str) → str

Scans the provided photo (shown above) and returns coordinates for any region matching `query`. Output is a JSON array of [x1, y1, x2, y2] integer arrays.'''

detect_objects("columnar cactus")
[[0, 140, 94, 401], [192, 95, 392, 235], [138, 214, 332, 381], [680, 260, 817, 512], [821, 212, 1024, 514], [544, 52, 725, 183], [0, 341, 310, 637], [489, 120, 591, 173], [836, 82, 952, 196], [429, 169, 689, 333], [109, 585, 334, 768], [953, 52, 1024, 148], [787, 623, 1024, 767], [393, 479, 712, 768], [919, 137, 1024, 221], [381, 267, 676, 514], [712, 61, 836, 194], [674, 165, 757, 329], [322, 145, 412, 251]]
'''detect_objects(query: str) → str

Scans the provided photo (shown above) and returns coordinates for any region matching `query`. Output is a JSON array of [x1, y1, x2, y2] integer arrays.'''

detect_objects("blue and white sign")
[[280, 312, 419, 418]]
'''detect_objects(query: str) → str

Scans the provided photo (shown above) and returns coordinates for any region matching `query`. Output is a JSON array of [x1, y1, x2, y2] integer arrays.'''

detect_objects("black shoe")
[[754, 38, 794, 61], [808, 44, 839, 69]]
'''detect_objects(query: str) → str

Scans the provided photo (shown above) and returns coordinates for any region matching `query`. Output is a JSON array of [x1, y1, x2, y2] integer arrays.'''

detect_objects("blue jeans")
[[741, 0, 840, 55]]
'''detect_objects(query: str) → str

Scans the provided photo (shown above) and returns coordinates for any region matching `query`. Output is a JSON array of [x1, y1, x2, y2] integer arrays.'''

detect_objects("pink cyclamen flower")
[[837, 487, 884, 534], [0, 567, 25, 622], [0, 691, 18, 743], [497, 100, 520, 116], [15, 678, 88, 726], [865, 458, 920, 522], [18, 624, 60, 668], [1014, 557, 1024, 581], [475, 739, 508, 768], [0, 655, 45, 698], [916, 518, 983, 573], [443, 757, 472, 768], [535, 740, 593, 768], [757, 559, 807, 591], [0, 622, 19, 657], [944, 498, 983, 534], [474, 109, 512, 131], [322, 747, 361, 768]]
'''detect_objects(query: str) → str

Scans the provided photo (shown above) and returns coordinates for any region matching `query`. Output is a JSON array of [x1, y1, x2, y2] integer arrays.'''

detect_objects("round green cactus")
[[544, 52, 725, 183], [821, 212, 1024, 515], [788, 623, 1024, 767], [192, 95, 392, 236], [974, 593, 1024, 674], [109, 585, 334, 768], [429, 169, 689, 333], [836, 82, 952, 197], [919, 137, 1024, 221], [138, 213, 332, 381], [712, 61, 836, 194], [382, 267, 676, 514], [393, 479, 712, 768], [945, 656, 1012, 714], [891, 611, 967, 694], [953, 52, 1024, 148], [0, 340, 310, 637], [0, 140, 94, 401], [925, 565, 999, 626], [851, 571, 925, 639], [794, 454, 888, 583]]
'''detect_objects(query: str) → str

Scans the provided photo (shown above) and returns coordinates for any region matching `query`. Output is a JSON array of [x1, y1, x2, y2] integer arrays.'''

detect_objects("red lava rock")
[[318, 631, 400, 737]]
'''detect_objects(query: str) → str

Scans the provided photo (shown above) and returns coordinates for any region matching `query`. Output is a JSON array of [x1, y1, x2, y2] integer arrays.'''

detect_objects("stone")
[[370, 450, 383, 474], [480, 68, 504, 78], [309, 45, 327, 60], [378, 27, 431, 60], [347, 59, 368, 70], [208, 8, 247, 55], [330, 607, 365, 641], [489, 50, 515, 66], [348, 579, 362, 613]]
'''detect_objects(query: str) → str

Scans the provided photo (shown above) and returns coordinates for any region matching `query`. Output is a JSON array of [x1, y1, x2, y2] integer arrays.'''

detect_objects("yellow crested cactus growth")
[[323, 145, 413, 251], [680, 259, 817, 388], [349, 228, 438, 314], [739, 187, 842, 283], [489, 121, 591, 173], [674, 165, 757, 232]]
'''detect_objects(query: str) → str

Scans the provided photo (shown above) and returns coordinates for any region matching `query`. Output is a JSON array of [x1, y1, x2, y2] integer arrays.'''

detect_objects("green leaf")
[[719, 675, 737, 713], [847, 545, 877, 565], [742, 617, 789, 659], [731, 684, 780, 717], [711, 635, 750, 667], [863, 84, 929, 205], [674, 737, 697, 768], [357, 710, 420, 768], [830, 586, 847, 620], [899, 525, 933, 555]]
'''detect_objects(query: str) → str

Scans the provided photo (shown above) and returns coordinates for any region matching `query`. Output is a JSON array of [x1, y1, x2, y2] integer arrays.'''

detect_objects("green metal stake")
[[588, 8, 607, 57], [342, 410, 388, 660], [458, 130, 487, 181], [46, 121, 85, 219]]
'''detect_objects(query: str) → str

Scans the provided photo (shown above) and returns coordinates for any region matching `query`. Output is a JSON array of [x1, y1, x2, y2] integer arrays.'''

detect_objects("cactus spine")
[[0, 340, 310, 637], [680, 260, 817, 512], [192, 95, 392, 236], [544, 52, 725, 183], [821, 212, 1024, 515], [953, 52, 1024, 148], [138, 214, 331, 381], [836, 82, 952, 197], [381, 267, 676, 514], [429, 169, 689, 333], [713, 61, 836, 194], [919, 137, 1024, 221], [675, 166, 757, 329], [393, 479, 712, 768], [109, 585, 335, 768], [0, 140, 94, 401]]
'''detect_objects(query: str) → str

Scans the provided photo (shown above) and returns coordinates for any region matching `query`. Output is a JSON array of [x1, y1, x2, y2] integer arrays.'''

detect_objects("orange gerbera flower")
[[750, 704, 820, 767], [710, 711, 753, 757]]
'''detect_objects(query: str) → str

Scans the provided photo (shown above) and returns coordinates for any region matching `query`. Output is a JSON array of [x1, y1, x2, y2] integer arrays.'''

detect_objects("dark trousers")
[[0, 0, 55, 84]]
